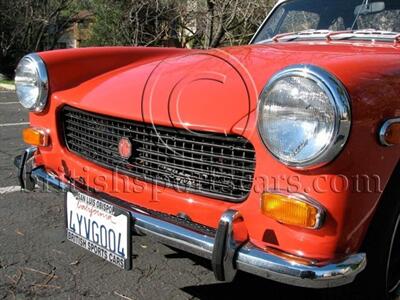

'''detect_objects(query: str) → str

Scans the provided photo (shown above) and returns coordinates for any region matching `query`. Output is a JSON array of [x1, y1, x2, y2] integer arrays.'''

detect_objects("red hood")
[[47, 42, 400, 134]]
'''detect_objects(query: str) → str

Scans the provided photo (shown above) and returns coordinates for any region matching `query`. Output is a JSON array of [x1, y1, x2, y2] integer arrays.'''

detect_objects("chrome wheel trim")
[[387, 212, 400, 294]]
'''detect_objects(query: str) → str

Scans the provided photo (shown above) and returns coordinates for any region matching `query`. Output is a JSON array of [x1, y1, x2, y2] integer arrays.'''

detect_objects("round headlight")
[[258, 65, 351, 169], [15, 53, 48, 112]]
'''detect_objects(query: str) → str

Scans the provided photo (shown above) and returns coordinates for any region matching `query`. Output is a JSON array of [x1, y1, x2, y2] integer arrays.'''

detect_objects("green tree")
[[82, 0, 181, 47], [0, 0, 85, 76], [83, 0, 277, 48]]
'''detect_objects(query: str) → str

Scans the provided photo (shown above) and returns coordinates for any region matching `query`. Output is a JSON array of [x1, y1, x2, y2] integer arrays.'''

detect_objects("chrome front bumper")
[[15, 147, 367, 288]]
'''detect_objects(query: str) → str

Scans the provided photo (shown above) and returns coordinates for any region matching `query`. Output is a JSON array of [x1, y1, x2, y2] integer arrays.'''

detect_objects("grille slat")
[[64, 111, 246, 144], [135, 148, 254, 180], [65, 113, 254, 153], [134, 153, 253, 188], [61, 106, 256, 201]]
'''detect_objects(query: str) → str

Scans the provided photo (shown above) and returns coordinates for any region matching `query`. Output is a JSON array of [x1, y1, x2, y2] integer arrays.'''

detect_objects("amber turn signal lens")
[[385, 123, 400, 145], [22, 128, 49, 146], [261, 193, 322, 229]]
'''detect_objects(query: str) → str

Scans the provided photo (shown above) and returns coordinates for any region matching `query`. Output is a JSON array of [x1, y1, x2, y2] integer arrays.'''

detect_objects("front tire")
[[386, 212, 400, 295], [356, 170, 400, 300]]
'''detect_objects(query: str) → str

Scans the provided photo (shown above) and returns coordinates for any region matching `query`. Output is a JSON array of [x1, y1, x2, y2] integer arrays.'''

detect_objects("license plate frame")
[[64, 190, 132, 270]]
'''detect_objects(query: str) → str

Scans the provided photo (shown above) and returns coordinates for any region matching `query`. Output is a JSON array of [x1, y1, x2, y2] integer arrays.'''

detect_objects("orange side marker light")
[[22, 127, 49, 147]]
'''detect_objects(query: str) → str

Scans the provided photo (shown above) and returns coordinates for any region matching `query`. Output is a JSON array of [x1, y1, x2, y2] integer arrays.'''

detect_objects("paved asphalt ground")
[[0, 90, 391, 300]]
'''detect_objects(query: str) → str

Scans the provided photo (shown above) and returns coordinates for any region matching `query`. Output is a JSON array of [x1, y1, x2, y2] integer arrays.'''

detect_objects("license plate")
[[65, 191, 131, 269]]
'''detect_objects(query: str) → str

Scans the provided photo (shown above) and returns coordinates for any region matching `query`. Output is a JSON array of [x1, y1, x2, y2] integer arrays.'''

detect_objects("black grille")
[[61, 106, 256, 202]]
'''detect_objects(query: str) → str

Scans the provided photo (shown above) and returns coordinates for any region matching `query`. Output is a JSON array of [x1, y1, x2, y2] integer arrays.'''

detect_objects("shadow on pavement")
[[181, 272, 323, 300], [165, 247, 360, 300]]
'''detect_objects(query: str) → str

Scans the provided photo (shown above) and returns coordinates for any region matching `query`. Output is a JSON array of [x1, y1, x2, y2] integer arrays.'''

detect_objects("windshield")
[[252, 0, 400, 43]]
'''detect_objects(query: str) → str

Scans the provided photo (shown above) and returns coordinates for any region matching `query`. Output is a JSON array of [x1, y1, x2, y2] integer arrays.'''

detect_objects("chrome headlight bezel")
[[258, 65, 351, 169], [15, 53, 49, 112]]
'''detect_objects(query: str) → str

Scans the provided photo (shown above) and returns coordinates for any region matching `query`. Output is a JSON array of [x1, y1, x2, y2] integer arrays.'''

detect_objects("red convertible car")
[[14, 0, 400, 298]]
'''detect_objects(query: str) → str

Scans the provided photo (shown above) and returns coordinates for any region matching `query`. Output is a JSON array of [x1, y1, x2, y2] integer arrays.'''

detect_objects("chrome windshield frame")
[[249, 0, 289, 44]]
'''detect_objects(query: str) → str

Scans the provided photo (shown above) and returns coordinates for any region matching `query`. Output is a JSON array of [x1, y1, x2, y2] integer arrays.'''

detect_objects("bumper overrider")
[[15, 147, 367, 288]]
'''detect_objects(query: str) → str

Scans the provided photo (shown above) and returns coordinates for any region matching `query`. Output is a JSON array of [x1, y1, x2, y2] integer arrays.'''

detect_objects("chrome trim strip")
[[33, 167, 69, 191], [212, 210, 246, 281], [17, 146, 37, 190], [133, 212, 215, 259], [27, 165, 367, 288], [257, 64, 351, 170], [236, 246, 366, 288], [379, 118, 400, 146]]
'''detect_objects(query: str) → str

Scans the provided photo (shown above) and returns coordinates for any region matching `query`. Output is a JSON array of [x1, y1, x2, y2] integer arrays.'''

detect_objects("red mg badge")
[[118, 137, 132, 159]]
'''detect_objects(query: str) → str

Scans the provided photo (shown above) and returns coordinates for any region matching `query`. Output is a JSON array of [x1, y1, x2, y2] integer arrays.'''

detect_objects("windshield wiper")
[[258, 29, 400, 45], [275, 30, 332, 42], [257, 30, 332, 44], [332, 30, 400, 43]]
